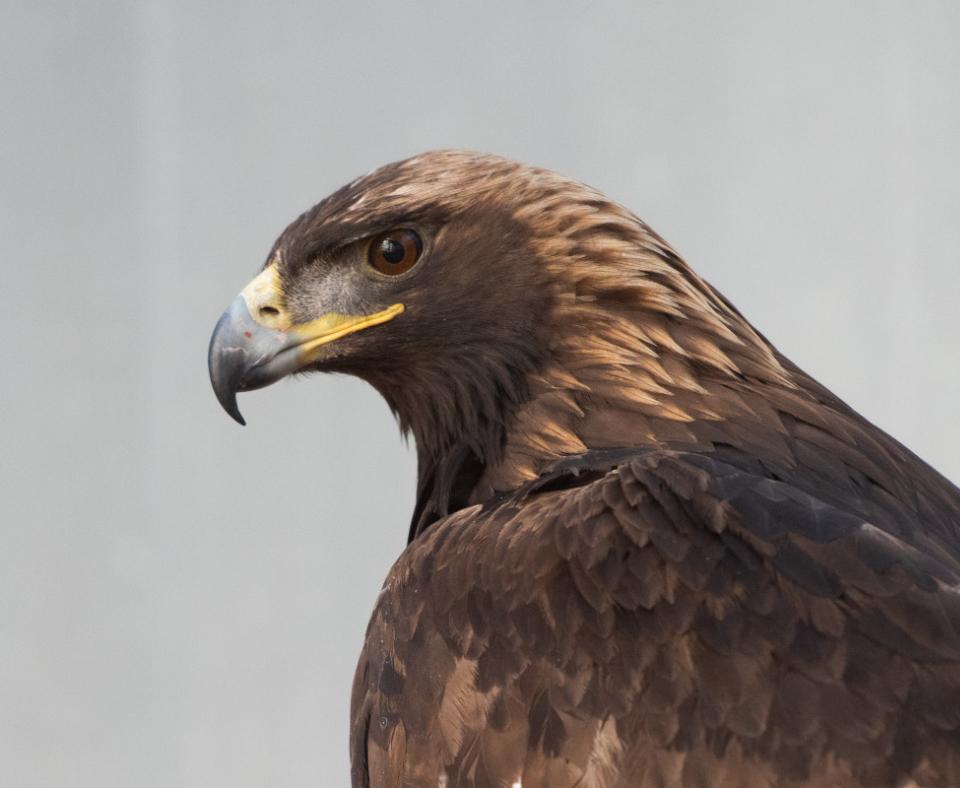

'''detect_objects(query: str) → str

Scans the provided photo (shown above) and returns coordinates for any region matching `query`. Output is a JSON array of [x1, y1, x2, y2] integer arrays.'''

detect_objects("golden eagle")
[[208, 151, 960, 787]]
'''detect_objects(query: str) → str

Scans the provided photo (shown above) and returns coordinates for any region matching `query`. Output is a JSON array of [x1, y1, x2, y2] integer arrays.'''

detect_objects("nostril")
[[259, 305, 280, 319]]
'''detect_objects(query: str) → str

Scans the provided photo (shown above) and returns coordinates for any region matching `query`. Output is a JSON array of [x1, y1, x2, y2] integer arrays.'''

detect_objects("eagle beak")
[[208, 265, 404, 425]]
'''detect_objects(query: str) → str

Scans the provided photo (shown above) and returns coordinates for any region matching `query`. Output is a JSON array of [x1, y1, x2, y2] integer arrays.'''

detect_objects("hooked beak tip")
[[218, 389, 247, 426], [208, 303, 251, 426]]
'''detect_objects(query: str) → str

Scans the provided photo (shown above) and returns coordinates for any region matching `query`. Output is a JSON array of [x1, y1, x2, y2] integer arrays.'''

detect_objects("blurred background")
[[2, 1, 958, 785]]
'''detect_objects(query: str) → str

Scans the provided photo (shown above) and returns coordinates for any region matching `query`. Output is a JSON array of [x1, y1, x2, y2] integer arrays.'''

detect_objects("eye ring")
[[368, 229, 423, 276]]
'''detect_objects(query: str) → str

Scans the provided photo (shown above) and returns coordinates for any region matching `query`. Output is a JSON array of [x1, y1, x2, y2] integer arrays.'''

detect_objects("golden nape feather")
[[208, 151, 960, 787]]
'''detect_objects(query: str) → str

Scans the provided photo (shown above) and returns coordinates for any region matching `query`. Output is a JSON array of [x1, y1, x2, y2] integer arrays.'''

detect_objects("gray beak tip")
[[208, 302, 251, 426], [208, 288, 311, 425], [219, 390, 247, 427]]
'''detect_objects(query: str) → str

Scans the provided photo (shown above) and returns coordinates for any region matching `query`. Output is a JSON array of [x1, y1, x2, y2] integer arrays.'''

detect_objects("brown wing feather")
[[351, 449, 960, 787]]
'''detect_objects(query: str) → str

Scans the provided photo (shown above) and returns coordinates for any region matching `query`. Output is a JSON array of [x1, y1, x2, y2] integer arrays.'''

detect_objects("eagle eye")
[[368, 229, 422, 276]]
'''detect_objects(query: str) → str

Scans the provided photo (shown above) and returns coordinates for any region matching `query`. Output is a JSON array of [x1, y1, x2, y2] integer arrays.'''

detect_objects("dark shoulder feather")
[[351, 448, 960, 788]]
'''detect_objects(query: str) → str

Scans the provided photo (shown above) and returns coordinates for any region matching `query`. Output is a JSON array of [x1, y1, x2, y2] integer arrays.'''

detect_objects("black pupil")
[[380, 238, 406, 264]]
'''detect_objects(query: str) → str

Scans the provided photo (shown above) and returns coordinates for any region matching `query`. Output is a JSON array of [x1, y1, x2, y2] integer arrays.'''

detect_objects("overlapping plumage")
[[209, 151, 960, 787]]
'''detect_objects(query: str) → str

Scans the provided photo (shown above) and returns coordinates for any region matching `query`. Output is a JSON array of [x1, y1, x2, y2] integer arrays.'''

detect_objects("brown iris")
[[368, 229, 423, 275]]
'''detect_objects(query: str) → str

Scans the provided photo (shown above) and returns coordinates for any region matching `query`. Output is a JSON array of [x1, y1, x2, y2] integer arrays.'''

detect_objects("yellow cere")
[[238, 264, 405, 357], [240, 264, 291, 330]]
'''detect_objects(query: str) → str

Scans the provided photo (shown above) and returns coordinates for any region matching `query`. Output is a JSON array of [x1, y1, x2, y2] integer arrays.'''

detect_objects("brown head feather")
[[265, 150, 958, 548]]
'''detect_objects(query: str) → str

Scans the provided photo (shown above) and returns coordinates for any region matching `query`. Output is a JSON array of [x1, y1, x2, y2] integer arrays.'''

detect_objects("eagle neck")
[[471, 302, 801, 499]]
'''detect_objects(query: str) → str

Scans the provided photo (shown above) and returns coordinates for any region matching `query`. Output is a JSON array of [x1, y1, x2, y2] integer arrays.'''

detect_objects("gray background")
[[3, 2, 958, 786]]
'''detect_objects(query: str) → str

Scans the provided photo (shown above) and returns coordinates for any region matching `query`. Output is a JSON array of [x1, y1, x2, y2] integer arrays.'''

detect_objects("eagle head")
[[208, 152, 562, 429], [209, 150, 789, 527]]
